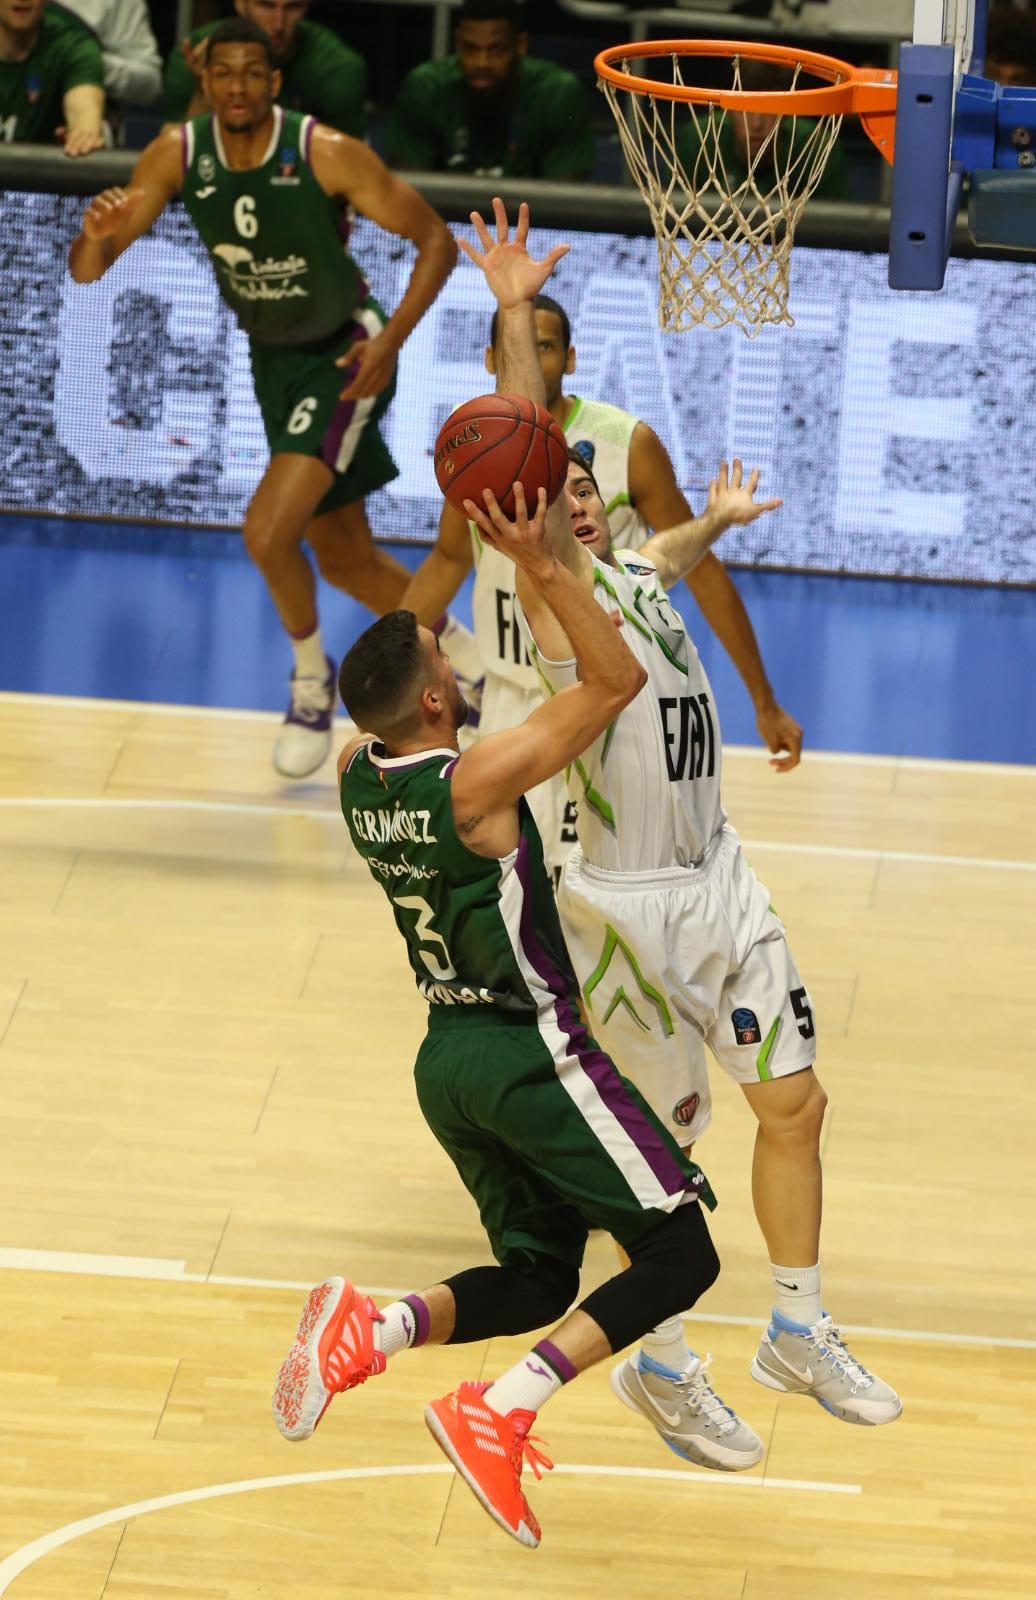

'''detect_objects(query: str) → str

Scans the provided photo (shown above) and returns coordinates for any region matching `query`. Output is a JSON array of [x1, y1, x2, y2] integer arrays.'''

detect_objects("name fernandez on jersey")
[[350, 805, 437, 845]]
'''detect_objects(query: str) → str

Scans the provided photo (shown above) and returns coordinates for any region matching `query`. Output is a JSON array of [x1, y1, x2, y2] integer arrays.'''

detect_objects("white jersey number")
[[396, 894, 457, 981], [286, 397, 318, 436], [233, 195, 258, 238]]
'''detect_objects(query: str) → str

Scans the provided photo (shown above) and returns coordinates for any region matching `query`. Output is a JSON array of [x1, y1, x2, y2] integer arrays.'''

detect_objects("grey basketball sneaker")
[[611, 1351, 766, 1471], [750, 1309, 902, 1425]]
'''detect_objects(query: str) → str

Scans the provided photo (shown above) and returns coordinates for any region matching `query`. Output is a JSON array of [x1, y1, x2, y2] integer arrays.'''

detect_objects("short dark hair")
[[489, 293, 572, 351], [338, 611, 429, 737], [206, 18, 277, 70], [457, 0, 526, 28], [567, 447, 602, 497]]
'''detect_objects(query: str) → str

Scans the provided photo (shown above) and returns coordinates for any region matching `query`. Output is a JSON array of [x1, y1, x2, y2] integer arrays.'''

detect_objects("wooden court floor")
[[0, 691, 1034, 1599]]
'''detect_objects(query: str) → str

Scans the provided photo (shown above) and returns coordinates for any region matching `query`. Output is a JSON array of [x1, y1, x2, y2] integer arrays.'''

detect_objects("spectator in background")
[[675, 59, 849, 202], [985, 4, 1036, 85], [57, 0, 161, 106], [163, 0, 365, 136], [386, 0, 594, 180], [0, 0, 105, 153]]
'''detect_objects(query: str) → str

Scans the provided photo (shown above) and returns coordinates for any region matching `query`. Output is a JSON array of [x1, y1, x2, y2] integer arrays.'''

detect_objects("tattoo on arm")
[[456, 814, 483, 836]]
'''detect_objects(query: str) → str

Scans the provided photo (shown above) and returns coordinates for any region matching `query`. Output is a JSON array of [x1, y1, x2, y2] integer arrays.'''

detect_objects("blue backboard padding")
[[889, 44, 956, 290], [968, 168, 1036, 246]]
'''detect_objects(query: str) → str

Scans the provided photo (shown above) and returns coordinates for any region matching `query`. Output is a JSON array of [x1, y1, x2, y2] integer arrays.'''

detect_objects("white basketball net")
[[599, 55, 845, 337]]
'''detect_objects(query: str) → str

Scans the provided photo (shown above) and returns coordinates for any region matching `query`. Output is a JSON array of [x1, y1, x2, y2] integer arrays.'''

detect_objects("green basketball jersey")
[[0, 9, 103, 146], [180, 106, 364, 346], [342, 741, 581, 1014]]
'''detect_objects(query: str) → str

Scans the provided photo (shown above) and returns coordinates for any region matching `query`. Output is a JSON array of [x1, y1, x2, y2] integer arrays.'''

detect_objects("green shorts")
[[414, 1007, 713, 1275], [249, 297, 399, 516]]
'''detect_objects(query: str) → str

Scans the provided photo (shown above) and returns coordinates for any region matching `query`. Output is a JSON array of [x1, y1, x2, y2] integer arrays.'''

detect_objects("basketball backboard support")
[[889, 0, 1036, 288]]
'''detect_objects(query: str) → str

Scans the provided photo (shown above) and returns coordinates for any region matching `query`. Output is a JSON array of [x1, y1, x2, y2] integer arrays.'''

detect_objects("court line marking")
[[0, 691, 1033, 775], [1, 1248, 1032, 1350], [0, 795, 1033, 873], [0, 1461, 861, 1593]]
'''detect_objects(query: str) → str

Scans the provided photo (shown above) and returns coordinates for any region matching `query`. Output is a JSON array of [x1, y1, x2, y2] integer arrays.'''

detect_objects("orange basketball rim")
[[595, 39, 898, 164]]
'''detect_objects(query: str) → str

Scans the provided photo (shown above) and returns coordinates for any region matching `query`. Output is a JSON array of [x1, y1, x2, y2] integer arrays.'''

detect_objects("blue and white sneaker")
[[750, 1308, 902, 1425], [273, 654, 336, 779], [611, 1350, 765, 1471]]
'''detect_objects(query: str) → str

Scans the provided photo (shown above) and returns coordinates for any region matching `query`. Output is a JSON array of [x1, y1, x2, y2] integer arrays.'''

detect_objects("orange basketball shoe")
[[424, 1382, 554, 1549], [273, 1276, 386, 1441]]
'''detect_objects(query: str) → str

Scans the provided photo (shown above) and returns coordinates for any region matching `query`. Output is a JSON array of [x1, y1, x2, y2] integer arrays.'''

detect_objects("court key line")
[[1, 795, 1034, 873], [1, 690, 1034, 775], [0, 1248, 1032, 1351], [0, 1461, 861, 1593]]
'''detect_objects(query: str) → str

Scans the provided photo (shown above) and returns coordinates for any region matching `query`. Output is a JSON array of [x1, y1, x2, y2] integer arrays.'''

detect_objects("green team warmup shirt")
[[675, 113, 849, 202], [162, 19, 366, 138], [179, 107, 365, 346], [0, 6, 103, 144], [386, 55, 594, 179]]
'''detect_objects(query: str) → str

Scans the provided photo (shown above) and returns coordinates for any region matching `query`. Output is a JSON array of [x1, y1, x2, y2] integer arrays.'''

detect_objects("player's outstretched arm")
[[628, 426, 801, 770], [68, 127, 183, 281], [640, 459, 783, 589], [458, 198, 569, 411], [308, 129, 457, 401], [400, 499, 475, 626], [451, 485, 645, 830]]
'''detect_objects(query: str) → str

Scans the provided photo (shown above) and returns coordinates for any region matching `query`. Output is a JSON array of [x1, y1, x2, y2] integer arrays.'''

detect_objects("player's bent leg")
[[602, 1207, 765, 1471], [242, 454, 340, 778], [307, 499, 411, 615], [741, 1074, 901, 1424], [741, 1067, 827, 1267]]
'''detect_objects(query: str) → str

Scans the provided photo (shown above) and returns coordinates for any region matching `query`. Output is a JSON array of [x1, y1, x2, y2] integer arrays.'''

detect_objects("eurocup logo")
[[444, 458, 455, 475], [199, 153, 215, 181]]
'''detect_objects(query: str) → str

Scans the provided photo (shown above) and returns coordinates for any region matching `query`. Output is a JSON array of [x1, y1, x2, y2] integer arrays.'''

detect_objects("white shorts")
[[557, 824, 816, 1145], [479, 672, 578, 876]]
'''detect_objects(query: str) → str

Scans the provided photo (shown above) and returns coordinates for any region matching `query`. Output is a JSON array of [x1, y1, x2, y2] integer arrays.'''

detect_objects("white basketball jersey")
[[471, 397, 648, 691], [521, 551, 727, 873]]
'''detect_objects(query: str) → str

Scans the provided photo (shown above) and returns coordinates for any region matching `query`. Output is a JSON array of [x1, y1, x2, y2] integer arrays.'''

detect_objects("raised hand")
[[463, 482, 552, 573], [81, 187, 145, 239], [706, 458, 783, 527], [457, 197, 569, 309]]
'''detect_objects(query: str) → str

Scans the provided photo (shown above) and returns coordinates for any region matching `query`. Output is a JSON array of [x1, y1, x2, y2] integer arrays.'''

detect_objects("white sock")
[[374, 1297, 425, 1359], [484, 1339, 573, 1416], [771, 1262, 823, 1325], [292, 627, 326, 678], [640, 1315, 693, 1374]]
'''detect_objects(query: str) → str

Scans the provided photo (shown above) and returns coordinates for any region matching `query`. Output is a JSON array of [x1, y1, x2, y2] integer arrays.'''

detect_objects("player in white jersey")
[[459, 198, 902, 1472], [402, 293, 803, 877]]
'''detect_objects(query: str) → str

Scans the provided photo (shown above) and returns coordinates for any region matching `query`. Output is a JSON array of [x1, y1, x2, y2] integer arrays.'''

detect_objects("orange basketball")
[[433, 392, 569, 519]]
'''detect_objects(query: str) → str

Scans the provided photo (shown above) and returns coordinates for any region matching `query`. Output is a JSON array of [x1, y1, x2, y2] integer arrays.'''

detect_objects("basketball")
[[432, 392, 569, 519]]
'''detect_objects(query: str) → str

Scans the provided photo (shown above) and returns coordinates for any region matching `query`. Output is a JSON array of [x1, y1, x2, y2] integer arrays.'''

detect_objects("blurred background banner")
[[2, 192, 1033, 584]]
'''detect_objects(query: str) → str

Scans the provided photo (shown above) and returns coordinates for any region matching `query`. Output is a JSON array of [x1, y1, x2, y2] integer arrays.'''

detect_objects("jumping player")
[[272, 474, 731, 1548], [462, 198, 902, 1466], [69, 17, 465, 778], [402, 296, 802, 875]]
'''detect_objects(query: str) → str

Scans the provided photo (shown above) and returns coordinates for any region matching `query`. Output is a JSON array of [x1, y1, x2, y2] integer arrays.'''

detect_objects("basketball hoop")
[[595, 41, 898, 336]]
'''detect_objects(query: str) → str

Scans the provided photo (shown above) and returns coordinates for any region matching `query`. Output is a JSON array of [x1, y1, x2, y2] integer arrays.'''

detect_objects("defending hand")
[[458, 197, 569, 309], [706, 458, 783, 527]]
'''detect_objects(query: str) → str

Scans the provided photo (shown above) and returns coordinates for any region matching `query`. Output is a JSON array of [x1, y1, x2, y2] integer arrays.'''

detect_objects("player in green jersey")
[[0, 0, 105, 153], [386, 0, 594, 181], [164, 0, 366, 138], [68, 19, 459, 779], [272, 477, 732, 1548]]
